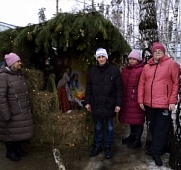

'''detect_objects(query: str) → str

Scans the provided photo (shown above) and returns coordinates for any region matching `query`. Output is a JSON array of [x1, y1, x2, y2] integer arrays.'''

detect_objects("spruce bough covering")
[[0, 12, 130, 68]]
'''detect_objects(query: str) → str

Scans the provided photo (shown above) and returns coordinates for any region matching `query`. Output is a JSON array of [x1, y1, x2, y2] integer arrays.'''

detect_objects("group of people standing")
[[85, 42, 180, 167], [0, 42, 179, 167]]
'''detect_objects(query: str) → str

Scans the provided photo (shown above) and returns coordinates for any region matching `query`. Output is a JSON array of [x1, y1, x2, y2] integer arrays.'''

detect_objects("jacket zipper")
[[132, 89, 135, 99], [150, 63, 159, 107]]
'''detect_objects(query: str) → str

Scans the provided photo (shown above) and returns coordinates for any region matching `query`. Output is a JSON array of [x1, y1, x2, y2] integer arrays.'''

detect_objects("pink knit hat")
[[4, 53, 21, 67], [151, 42, 165, 53], [128, 49, 142, 61]]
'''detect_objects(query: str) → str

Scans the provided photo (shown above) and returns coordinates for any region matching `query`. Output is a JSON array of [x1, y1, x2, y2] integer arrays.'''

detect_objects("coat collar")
[[147, 55, 170, 65], [126, 61, 144, 69]]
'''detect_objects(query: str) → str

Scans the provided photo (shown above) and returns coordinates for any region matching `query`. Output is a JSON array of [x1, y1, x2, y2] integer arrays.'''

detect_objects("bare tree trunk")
[[126, 0, 130, 41], [122, 0, 126, 36], [130, 0, 140, 49], [160, 0, 168, 45], [138, 0, 158, 50], [92, 0, 95, 11], [132, 0, 135, 47], [56, 0, 59, 16], [111, 0, 124, 32], [169, 0, 180, 59]]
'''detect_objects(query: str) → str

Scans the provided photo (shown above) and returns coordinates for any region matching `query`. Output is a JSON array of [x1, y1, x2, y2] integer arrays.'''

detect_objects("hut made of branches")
[[0, 11, 130, 71], [0, 12, 128, 147]]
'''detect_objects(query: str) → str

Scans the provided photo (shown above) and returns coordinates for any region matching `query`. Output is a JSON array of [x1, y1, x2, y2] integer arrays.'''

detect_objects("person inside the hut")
[[57, 67, 72, 113], [85, 47, 122, 159]]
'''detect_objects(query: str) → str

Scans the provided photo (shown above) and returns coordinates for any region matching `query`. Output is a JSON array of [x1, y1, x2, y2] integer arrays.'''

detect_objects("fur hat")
[[151, 42, 165, 53], [128, 49, 142, 61], [4, 53, 21, 67], [95, 48, 108, 59]]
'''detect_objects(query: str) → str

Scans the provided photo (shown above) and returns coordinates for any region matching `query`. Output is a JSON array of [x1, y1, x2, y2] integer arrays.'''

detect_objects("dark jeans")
[[94, 117, 114, 148], [146, 106, 171, 156]]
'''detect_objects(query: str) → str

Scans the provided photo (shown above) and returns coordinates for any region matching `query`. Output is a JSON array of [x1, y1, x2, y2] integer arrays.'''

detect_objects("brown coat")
[[0, 66, 33, 142]]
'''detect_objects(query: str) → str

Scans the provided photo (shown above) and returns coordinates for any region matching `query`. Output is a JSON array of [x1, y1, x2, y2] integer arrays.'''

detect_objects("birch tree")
[[109, 0, 123, 32], [56, 0, 59, 16], [158, 0, 168, 45], [138, 0, 158, 49], [168, 0, 180, 60]]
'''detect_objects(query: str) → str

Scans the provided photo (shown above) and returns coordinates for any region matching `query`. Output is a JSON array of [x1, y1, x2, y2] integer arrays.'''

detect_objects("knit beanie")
[[4, 53, 21, 67], [151, 42, 165, 53], [95, 48, 108, 59], [128, 49, 142, 61]]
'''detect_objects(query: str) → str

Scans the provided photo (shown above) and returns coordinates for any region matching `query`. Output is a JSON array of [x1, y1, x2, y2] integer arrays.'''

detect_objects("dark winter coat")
[[119, 62, 145, 125], [85, 63, 122, 120], [0, 66, 33, 142]]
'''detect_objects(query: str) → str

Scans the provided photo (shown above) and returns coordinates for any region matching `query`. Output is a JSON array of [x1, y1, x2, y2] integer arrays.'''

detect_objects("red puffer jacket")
[[138, 55, 180, 109], [119, 62, 145, 125]]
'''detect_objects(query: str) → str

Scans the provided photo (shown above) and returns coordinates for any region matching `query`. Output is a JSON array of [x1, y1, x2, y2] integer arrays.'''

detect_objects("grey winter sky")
[[0, 0, 89, 26], [0, 0, 110, 27]]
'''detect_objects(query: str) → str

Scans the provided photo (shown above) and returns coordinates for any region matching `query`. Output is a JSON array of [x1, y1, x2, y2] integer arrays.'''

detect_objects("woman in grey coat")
[[0, 53, 34, 161]]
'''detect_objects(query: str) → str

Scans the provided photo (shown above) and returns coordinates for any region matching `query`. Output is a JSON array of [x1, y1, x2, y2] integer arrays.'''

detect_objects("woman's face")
[[128, 58, 139, 65], [153, 49, 164, 61], [10, 60, 22, 71]]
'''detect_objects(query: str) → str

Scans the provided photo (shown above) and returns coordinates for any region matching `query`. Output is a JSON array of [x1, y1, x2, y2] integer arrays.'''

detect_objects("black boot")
[[152, 155, 163, 166], [15, 141, 27, 157], [128, 138, 142, 149], [146, 147, 152, 156], [122, 134, 135, 145], [89, 146, 102, 156], [6, 142, 21, 161], [105, 147, 112, 159]]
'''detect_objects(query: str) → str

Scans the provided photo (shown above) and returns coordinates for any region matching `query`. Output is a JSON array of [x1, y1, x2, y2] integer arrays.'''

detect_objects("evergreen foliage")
[[0, 11, 130, 70]]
